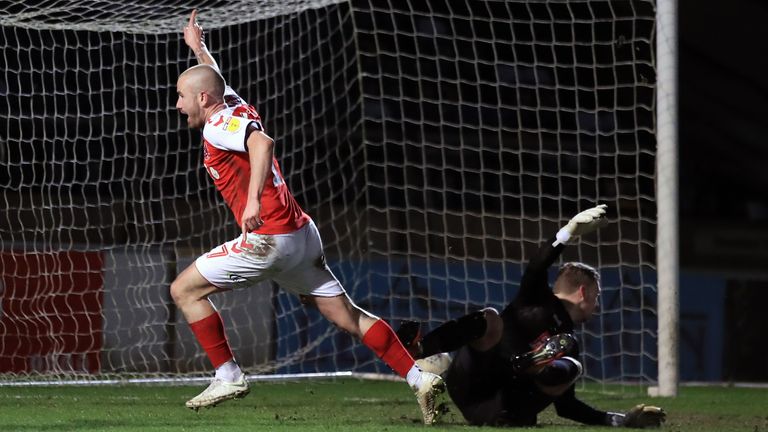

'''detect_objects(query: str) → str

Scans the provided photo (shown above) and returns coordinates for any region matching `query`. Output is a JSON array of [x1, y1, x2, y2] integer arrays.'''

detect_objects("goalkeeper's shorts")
[[195, 219, 345, 297]]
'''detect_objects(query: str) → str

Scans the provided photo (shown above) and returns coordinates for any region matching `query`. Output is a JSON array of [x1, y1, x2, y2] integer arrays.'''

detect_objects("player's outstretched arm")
[[606, 404, 666, 428], [183, 9, 221, 72], [519, 206, 608, 299], [553, 204, 607, 246]]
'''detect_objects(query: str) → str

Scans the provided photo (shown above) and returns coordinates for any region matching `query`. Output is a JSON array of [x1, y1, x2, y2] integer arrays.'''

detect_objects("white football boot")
[[413, 371, 446, 425], [415, 352, 452, 376], [185, 374, 250, 410]]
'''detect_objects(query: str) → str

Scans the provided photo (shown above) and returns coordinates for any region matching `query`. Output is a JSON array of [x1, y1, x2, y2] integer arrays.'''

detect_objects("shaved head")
[[176, 64, 227, 128], [179, 64, 226, 102]]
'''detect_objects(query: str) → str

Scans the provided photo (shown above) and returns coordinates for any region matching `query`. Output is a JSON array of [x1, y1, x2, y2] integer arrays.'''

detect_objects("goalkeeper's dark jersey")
[[493, 236, 607, 425], [446, 237, 611, 425]]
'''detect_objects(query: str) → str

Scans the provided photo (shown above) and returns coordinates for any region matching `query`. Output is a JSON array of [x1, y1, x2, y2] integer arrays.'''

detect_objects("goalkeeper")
[[397, 204, 666, 428], [170, 10, 445, 425]]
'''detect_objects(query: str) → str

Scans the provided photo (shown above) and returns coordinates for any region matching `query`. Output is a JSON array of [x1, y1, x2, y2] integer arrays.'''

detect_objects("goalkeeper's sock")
[[420, 310, 487, 358], [362, 319, 415, 378], [189, 311, 235, 370], [534, 356, 582, 386]]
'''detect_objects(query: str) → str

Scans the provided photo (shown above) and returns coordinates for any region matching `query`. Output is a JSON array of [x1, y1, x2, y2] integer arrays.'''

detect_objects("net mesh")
[[0, 0, 657, 384]]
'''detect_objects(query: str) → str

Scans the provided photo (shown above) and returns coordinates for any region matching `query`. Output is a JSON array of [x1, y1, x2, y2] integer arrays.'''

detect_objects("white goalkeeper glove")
[[606, 404, 666, 428], [553, 204, 608, 246]]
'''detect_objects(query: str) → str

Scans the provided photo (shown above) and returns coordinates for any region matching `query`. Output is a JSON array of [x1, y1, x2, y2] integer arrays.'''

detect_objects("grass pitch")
[[0, 379, 765, 431]]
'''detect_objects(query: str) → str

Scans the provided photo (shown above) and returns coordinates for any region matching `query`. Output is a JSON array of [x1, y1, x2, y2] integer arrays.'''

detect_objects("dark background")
[[0, 0, 766, 381], [677, 0, 768, 382], [678, 0, 768, 268]]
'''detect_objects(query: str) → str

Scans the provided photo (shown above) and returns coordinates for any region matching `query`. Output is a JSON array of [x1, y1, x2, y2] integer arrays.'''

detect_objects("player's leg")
[[509, 333, 582, 397], [444, 345, 524, 426], [397, 307, 502, 359], [170, 260, 249, 409], [511, 333, 577, 373], [467, 308, 503, 351], [307, 294, 446, 425], [447, 346, 551, 426], [307, 293, 412, 375], [274, 220, 446, 425], [533, 356, 583, 396], [174, 233, 284, 409]]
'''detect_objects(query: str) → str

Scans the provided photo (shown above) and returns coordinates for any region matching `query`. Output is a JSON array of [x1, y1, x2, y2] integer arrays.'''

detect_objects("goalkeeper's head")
[[176, 64, 226, 128], [553, 262, 601, 323]]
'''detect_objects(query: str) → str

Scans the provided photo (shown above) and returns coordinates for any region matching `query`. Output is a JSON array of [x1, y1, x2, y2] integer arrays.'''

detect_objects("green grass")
[[0, 379, 766, 431]]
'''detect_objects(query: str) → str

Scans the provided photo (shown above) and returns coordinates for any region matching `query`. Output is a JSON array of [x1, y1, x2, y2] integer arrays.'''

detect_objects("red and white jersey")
[[202, 86, 309, 234]]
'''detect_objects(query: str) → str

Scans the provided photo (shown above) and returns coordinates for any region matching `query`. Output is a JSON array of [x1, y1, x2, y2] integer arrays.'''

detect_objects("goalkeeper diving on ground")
[[170, 9, 445, 424], [397, 204, 667, 427]]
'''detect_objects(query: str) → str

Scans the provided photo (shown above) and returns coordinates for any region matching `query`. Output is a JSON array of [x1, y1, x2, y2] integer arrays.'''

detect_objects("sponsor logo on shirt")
[[224, 117, 242, 133]]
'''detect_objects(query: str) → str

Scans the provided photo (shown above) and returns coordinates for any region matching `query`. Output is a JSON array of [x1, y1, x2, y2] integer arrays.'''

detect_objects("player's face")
[[577, 283, 601, 323], [176, 78, 204, 129]]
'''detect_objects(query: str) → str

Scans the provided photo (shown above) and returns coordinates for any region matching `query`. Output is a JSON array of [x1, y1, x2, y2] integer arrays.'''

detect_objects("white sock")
[[406, 364, 422, 389], [214, 360, 242, 382]]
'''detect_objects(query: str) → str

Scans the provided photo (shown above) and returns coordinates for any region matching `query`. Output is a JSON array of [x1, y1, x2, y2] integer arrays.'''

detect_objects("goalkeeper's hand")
[[554, 204, 607, 245], [606, 404, 666, 428]]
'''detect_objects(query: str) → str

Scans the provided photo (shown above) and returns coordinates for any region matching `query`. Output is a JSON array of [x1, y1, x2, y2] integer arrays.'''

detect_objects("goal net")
[[0, 0, 658, 385]]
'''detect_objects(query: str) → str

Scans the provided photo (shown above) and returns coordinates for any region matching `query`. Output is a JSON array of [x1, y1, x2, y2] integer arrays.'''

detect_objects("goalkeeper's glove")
[[553, 204, 608, 246], [606, 404, 666, 428]]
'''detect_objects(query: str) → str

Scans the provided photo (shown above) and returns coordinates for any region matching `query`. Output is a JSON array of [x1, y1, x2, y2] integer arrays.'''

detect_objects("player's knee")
[[537, 357, 583, 396], [465, 308, 503, 351], [457, 310, 490, 339], [482, 308, 502, 338], [169, 279, 186, 306], [481, 307, 500, 321], [169, 277, 205, 307], [316, 296, 364, 338]]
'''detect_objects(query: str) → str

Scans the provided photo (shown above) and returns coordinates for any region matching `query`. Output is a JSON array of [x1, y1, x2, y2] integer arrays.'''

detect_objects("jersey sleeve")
[[553, 385, 608, 425], [516, 236, 566, 302], [203, 114, 258, 153], [203, 87, 265, 153]]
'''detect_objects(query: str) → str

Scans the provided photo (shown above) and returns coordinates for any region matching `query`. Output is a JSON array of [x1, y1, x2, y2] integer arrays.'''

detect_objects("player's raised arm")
[[183, 9, 221, 72], [517, 204, 608, 301]]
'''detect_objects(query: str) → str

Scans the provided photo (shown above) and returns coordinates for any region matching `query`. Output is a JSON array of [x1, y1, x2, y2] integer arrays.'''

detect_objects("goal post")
[[654, 0, 680, 397], [0, 0, 663, 388]]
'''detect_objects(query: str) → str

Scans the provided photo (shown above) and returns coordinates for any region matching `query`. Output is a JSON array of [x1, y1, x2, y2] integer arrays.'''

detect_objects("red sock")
[[362, 319, 415, 377], [189, 312, 234, 369]]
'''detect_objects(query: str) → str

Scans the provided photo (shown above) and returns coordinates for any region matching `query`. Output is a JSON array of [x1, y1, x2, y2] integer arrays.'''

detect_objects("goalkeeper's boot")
[[413, 371, 447, 425], [396, 320, 424, 359], [512, 333, 576, 373], [185, 374, 250, 410]]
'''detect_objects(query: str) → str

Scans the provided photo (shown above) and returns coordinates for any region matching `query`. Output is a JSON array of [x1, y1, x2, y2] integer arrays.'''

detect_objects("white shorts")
[[195, 220, 345, 297]]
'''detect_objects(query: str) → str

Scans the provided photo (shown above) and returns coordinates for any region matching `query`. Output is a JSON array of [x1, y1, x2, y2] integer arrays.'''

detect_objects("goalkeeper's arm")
[[183, 9, 221, 72], [555, 391, 666, 428], [517, 204, 608, 302]]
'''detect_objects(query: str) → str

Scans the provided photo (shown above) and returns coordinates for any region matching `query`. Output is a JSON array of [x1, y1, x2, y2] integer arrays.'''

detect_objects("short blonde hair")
[[553, 262, 600, 294]]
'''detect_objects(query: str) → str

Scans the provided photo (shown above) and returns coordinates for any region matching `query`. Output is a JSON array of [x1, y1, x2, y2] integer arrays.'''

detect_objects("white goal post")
[[0, 0, 667, 389], [654, 0, 680, 397]]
